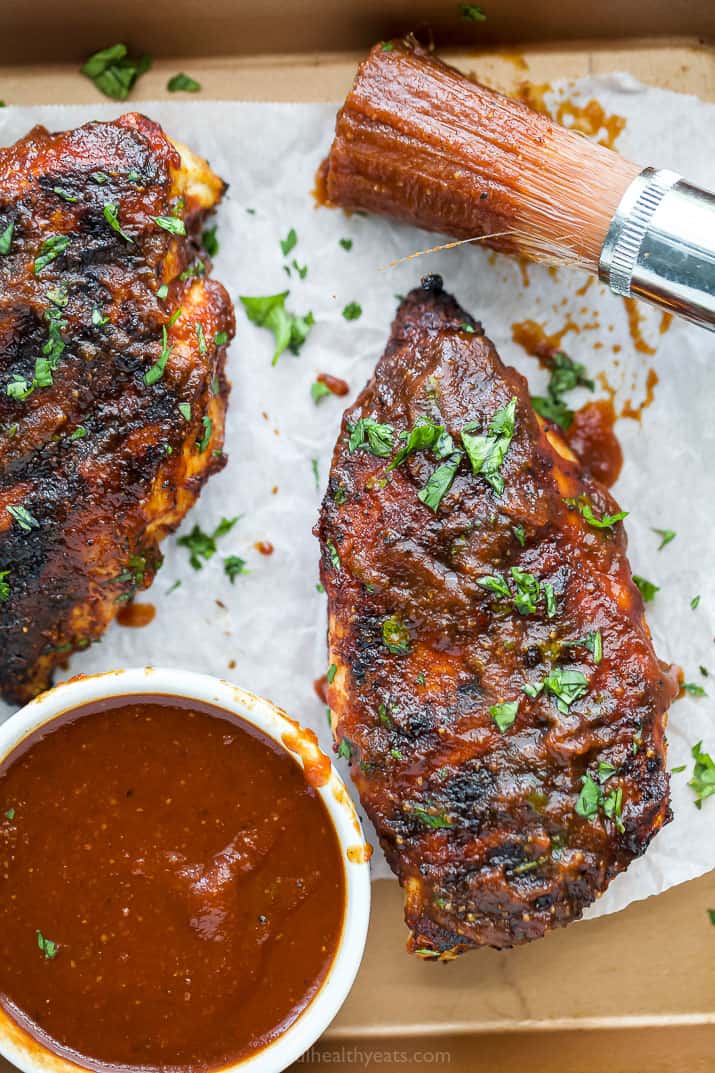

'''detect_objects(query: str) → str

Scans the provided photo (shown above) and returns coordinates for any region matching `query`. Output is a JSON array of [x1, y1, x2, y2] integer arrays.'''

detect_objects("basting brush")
[[321, 38, 715, 331]]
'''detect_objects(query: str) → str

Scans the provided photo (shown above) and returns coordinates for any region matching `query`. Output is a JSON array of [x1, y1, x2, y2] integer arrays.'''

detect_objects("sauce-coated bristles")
[[324, 39, 640, 271]]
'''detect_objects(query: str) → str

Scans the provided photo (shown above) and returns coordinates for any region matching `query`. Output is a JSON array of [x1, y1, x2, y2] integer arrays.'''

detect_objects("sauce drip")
[[116, 602, 155, 628], [317, 372, 350, 396], [623, 297, 657, 355], [254, 540, 274, 556], [0, 697, 345, 1072], [622, 368, 659, 422], [566, 399, 623, 487], [517, 82, 626, 149], [511, 317, 579, 364]]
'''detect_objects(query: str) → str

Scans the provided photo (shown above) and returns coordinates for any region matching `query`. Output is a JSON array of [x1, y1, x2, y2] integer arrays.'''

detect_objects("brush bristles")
[[324, 40, 640, 272]]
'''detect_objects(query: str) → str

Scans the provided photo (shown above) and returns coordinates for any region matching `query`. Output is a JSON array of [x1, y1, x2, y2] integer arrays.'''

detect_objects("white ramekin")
[[0, 667, 371, 1073]]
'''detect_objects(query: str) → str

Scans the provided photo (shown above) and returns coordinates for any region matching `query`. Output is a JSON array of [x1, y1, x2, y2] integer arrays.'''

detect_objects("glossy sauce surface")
[[0, 696, 345, 1071]]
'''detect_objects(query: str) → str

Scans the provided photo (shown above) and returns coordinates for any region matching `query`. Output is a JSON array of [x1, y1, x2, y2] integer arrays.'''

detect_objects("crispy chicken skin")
[[0, 114, 234, 704], [317, 277, 677, 957]]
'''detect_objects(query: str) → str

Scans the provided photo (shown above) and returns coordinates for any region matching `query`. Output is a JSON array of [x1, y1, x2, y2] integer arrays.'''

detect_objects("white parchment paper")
[[0, 76, 713, 919]]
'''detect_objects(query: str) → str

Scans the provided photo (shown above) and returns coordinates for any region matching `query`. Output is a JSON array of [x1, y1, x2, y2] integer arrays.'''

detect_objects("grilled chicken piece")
[[317, 276, 678, 956], [0, 114, 234, 705]]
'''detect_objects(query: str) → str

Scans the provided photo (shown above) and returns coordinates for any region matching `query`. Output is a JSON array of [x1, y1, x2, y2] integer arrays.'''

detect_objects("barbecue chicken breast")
[[316, 276, 678, 957], [0, 114, 234, 704]]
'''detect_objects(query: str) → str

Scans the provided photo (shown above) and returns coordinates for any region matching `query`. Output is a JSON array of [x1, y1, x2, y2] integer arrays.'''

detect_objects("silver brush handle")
[[598, 167, 715, 331]]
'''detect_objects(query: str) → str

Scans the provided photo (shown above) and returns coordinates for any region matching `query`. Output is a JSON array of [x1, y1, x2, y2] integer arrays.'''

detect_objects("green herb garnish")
[[633, 575, 659, 602], [410, 804, 452, 829], [683, 682, 707, 697], [0, 571, 10, 601], [311, 380, 331, 404], [326, 540, 340, 570], [177, 515, 239, 570], [460, 397, 516, 495], [196, 416, 212, 452], [167, 72, 201, 93], [326, 663, 337, 684], [342, 301, 362, 321], [564, 496, 628, 530], [36, 930, 59, 960], [691, 595, 700, 610], [459, 3, 487, 20], [0, 221, 14, 255], [224, 555, 249, 583], [202, 225, 219, 256], [103, 202, 133, 242], [143, 325, 172, 386], [689, 741, 715, 808], [240, 292, 314, 365], [339, 238, 353, 251], [418, 452, 463, 512], [348, 417, 394, 458], [388, 420, 452, 471], [382, 615, 411, 654], [178, 402, 192, 421], [81, 43, 151, 100], [541, 668, 589, 713], [7, 504, 39, 531], [489, 700, 519, 732], [153, 215, 186, 236], [280, 228, 297, 256], [34, 235, 69, 274], [652, 527, 676, 550]]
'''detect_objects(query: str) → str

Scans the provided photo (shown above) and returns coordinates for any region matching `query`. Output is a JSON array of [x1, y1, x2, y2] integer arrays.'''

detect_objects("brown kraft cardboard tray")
[[1, 2, 714, 1071]]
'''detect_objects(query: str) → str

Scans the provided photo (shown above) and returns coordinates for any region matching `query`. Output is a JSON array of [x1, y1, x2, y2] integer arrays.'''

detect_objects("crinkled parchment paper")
[[0, 74, 713, 918]]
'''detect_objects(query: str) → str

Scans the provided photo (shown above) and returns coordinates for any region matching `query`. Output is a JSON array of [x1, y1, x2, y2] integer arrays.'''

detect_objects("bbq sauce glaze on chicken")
[[0, 114, 234, 704], [0, 695, 345, 1070], [317, 276, 677, 957]]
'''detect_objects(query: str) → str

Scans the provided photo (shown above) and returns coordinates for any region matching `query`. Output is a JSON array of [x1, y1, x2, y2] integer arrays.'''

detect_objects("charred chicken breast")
[[0, 113, 234, 704], [317, 276, 677, 956]]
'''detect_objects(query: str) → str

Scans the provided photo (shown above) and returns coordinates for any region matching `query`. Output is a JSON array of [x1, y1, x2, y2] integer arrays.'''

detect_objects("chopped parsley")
[[652, 527, 676, 550], [36, 930, 59, 960], [543, 668, 589, 713], [3, 806, 14, 820], [543, 582, 557, 618], [240, 292, 314, 365], [388, 420, 452, 471], [196, 416, 212, 452], [156, 284, 169, 300], [215, 330, 229, 347], [167, 72, 201, 93], [69, 426, 87, 440], [326, 663, 337, 684], [691, 595, 701, 610], [459, 3, 487, 20], [683, 682, 707, 697], [460, 397, 517, 495], [53, 187, 78, 203], [337, 739, 351, 761], [633, 575, 659, 602], [382, 615, 410, 654], [80, 43, 152, 100], [575, 772, 623, 831], [418, 452, 463, 512], [0, 570, 9, 601], [0, 221, 14, 255], [326, 540, 340, 570], [597, 761, 617, 783], [459, 322, 476, 333], [342, 302, 362, 321], [153, 215, 186, 236], [688, 742, 715, 809], [280, 228, 298, 256], [91, 171, 109, 185], [510, 567, 540, 615], [92, 306, 110, 327], [532, 351, 594, 431], [564, 495, 628, 530], [143, 325, 172, 385], [177, 515, 239, 570], [291, 259, 308, 280], [564, 629, 603, 664], [178, 402, 192, 421], [34, 235, 69, 274], [201, 226, 219, 257], [311, 380, 331, 404], [489, 700, 519, 732], [348, 417, 394, 458], [410, 804, 453, 829], [224, 555, 249, 583], [194, 322, 207, 356], [103, 202, 133, 242], [339, 238, 353, 251], [513, 524, 526, 546], [7, 504, 39, 531], [476, 573, 511, 599]]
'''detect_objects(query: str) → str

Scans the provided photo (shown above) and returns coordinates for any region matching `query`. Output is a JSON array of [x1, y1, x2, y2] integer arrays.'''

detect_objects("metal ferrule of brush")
[[598, 167, 715, 331]]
